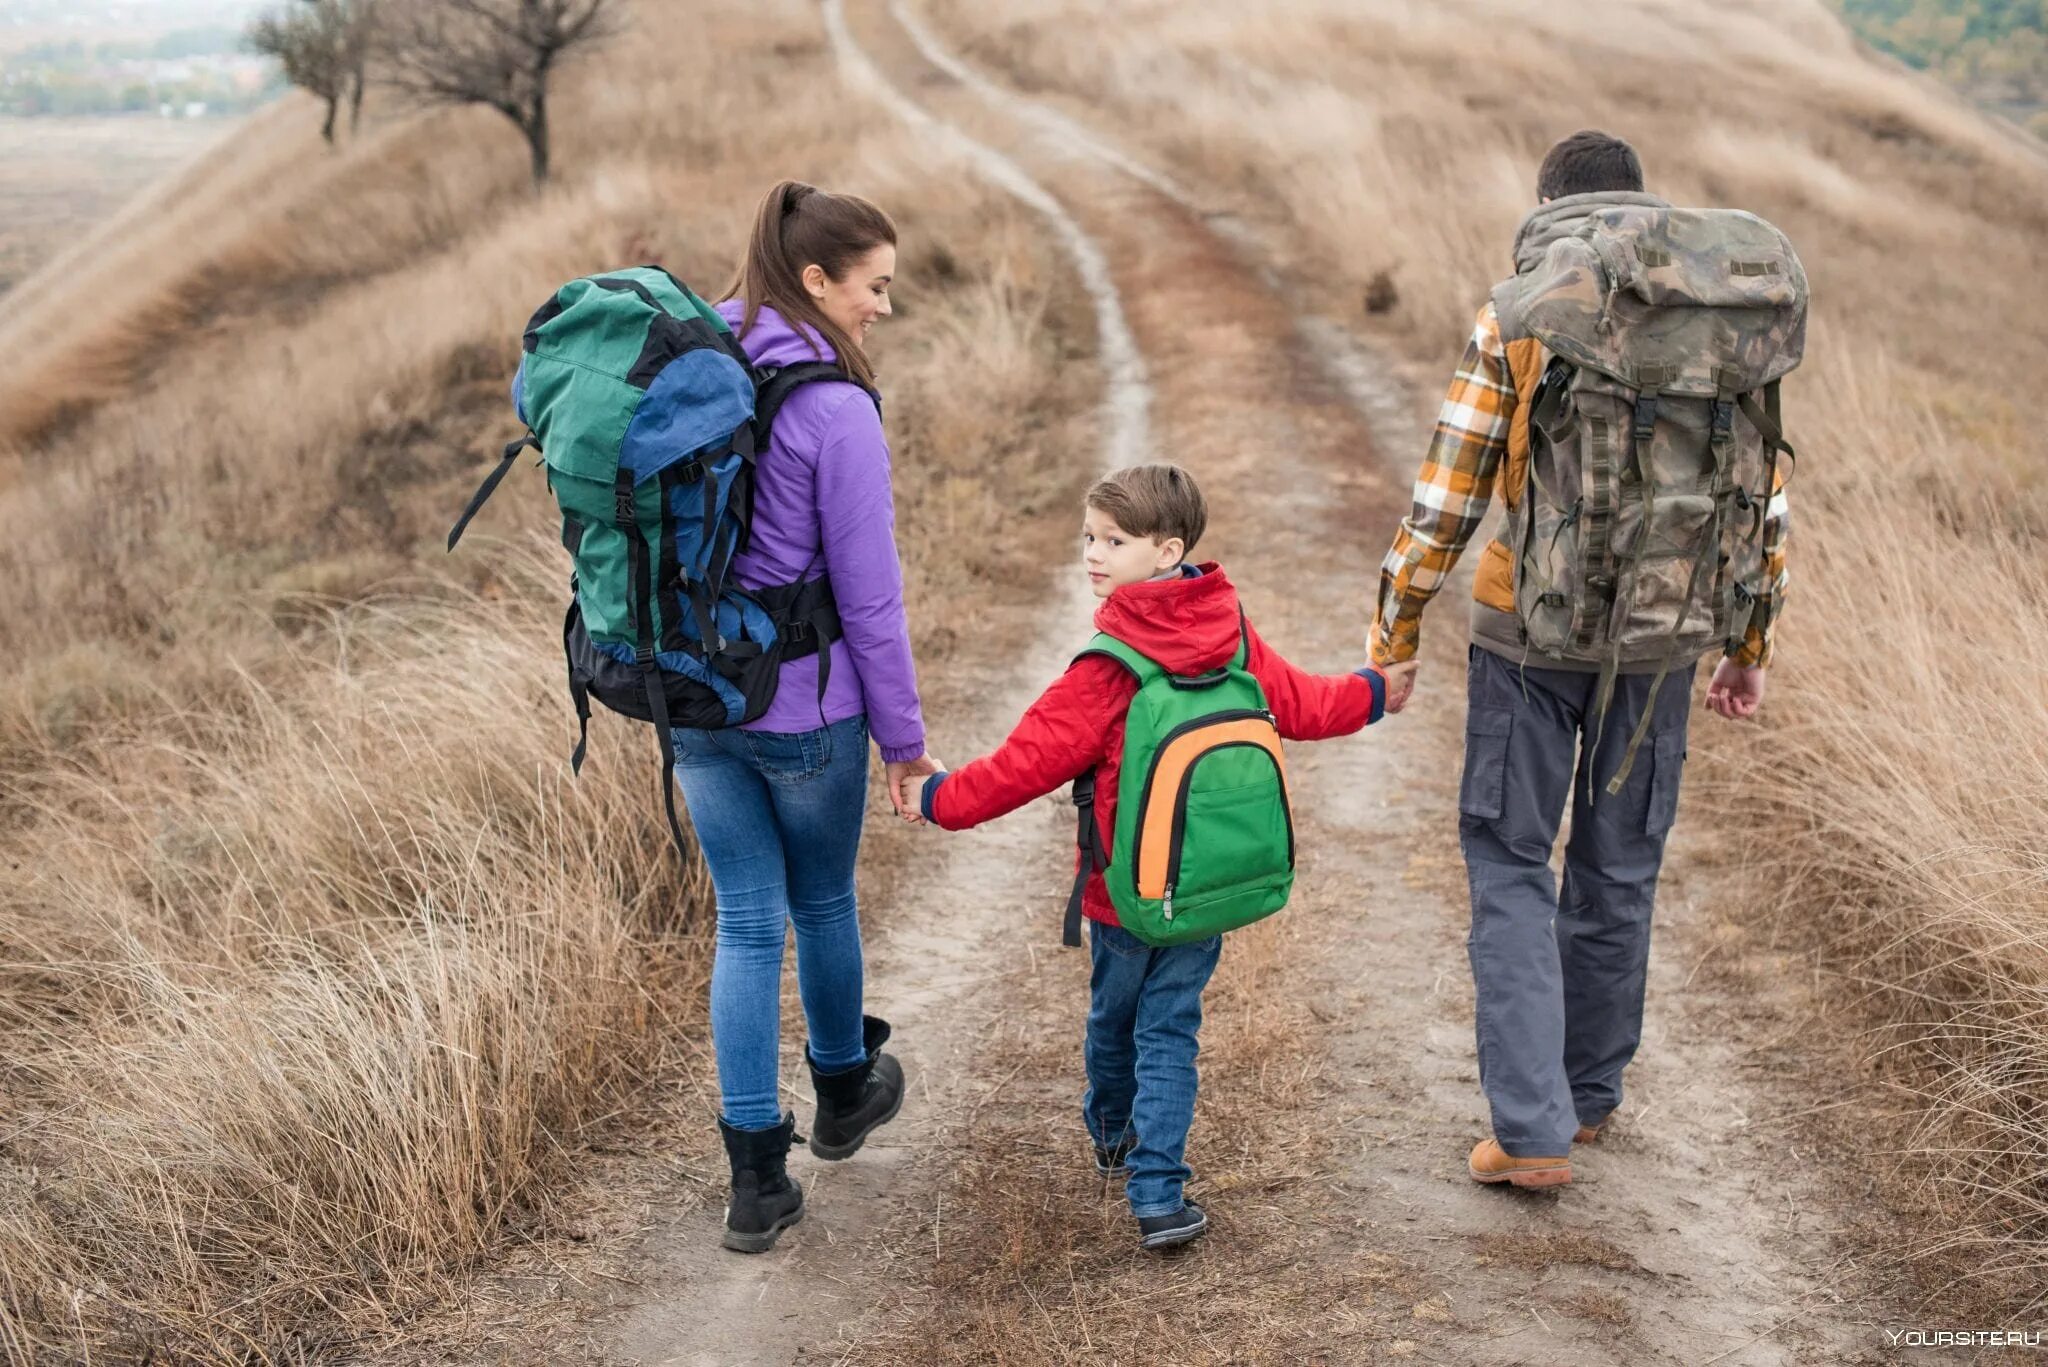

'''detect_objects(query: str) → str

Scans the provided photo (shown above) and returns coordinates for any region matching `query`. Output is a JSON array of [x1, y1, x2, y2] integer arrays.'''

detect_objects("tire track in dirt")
[[588, 7, 1153, 1365], [827, 5, 1888, 1363]]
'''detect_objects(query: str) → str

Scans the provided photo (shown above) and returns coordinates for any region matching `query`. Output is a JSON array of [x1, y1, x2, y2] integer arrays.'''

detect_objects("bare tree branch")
[[374, 0, 621, 187], [249, 1, 351, 144]]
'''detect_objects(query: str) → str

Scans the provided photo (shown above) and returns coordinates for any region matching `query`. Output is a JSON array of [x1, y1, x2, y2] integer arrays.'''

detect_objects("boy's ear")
[[1154, 535, 1186, 569]]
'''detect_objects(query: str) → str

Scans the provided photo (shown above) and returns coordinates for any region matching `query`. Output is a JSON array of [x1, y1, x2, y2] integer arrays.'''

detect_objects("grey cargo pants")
[[1458, 644, 1694, 1157]]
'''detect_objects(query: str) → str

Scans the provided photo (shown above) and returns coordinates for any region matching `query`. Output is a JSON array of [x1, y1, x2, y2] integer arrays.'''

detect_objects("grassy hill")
[[0, 2, 1086, 1357], [920, 0, 2048, 1311], [1, 0, 2045, 1357]]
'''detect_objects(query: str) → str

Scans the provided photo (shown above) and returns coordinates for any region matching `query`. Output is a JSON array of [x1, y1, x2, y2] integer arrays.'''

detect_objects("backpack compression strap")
[[447, 432, 540, 551], [615, 469, 692, 864]]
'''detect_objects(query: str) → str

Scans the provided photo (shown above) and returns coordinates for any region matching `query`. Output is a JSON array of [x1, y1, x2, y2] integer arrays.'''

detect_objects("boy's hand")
[[1381, 660, 1420, 714], [886, 753, 944, 824], [1705, 658, 1765, 720]]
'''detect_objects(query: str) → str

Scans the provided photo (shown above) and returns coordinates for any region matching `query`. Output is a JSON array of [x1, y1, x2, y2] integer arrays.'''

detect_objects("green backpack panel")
[[1066, 624, 1295, 948]]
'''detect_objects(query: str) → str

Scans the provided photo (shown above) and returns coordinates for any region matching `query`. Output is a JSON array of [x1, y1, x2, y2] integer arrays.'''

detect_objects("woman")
[[678, 180, 939, 1253]]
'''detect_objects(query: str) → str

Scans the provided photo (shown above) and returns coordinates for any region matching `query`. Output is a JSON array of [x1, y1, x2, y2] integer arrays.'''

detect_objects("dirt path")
[[532, 3, 1896, 1362], [585, 8, 1151, 1364]]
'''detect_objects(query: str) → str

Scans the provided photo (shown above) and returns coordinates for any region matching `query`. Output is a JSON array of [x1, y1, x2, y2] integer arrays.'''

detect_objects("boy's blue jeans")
[[1082, 920, 1223, 1218], [670, 714, 871, 1131]]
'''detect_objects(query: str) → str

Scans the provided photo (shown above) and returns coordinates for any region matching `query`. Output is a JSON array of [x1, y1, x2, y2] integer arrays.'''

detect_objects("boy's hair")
[[1536, 130, 1644, 201], [1086, 463, 1206, 557]]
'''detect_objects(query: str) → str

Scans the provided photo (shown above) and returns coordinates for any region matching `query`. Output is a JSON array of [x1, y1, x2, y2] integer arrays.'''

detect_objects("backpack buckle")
[[1585, 572, 1616, 601], [614, 490, 636, 527], [1711, 398, 1736, 437], [1631, 394, 1659, 442]]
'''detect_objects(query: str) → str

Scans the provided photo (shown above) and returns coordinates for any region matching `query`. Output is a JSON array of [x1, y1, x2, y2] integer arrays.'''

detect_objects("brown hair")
[[723, 180, 897, 388], [1536, 130, 1644, 202], [1086, 463, 1207, 557]]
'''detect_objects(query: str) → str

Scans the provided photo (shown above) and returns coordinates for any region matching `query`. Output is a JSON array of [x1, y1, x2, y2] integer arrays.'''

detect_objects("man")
[[1370, 130, 1796, 1187]]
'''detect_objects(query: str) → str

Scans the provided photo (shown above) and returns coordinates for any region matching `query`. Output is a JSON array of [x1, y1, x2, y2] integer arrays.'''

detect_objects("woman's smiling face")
[[806, 242, 896, 347]]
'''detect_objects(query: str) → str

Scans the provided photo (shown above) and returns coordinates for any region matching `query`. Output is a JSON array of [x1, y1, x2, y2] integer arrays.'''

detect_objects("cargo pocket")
[[1644, 730, 1686, 836], [1459, 706, 1514, 821]]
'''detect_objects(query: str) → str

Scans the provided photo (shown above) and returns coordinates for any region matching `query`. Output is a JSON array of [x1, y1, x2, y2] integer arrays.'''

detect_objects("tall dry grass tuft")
[[1, 553, 692, 1358], [0, 0, 1093, 1356], [930, 0, 2048, 1306]]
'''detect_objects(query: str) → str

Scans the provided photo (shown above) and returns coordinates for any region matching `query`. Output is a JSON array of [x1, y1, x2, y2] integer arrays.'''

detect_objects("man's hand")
[[1382, 660, 1420, 715], [1705, 658, 1765, 720], [886, 753, 944, 824]]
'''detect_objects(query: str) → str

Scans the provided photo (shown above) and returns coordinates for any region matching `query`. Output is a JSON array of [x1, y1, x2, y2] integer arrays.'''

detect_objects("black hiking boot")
[[719, 1112, 804, 1253], [807, 1015, 905, 1161], [1093, 1133, 1137, 1176], [1137, 1201, 1209, 1251]]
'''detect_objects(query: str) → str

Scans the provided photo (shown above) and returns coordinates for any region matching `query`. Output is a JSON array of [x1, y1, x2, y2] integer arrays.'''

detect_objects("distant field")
[[0, 115, 231, 297]]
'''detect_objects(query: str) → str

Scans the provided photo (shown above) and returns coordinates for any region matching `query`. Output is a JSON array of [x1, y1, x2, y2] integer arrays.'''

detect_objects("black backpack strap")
[[616, 470, 691, 864], [752, 363, 876, 449], [448, 432, 539, 551], [564, 601, 593, 775], [1064, 769, 1108, 948]]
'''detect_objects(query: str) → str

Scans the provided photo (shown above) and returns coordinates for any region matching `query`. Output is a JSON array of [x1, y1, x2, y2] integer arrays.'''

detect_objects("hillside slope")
[[0, 2, 1095, 1359], [917, 0, 2048, 1313], [2, 0, 2044, 1360]]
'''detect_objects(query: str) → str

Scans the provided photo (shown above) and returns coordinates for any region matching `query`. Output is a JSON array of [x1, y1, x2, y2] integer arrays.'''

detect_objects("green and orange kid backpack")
[[1066, 620, 1295, 948]]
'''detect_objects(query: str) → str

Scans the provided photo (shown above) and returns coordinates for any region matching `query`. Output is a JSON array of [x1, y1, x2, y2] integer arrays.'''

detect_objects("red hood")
[[1091, 562, 1242, 675]]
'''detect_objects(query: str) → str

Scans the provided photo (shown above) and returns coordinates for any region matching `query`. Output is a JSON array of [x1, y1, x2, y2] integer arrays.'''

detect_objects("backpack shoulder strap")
[[1073, 630, 1162, 682], [753, 362, 876, 448], [1060, 630, 1161, 949]]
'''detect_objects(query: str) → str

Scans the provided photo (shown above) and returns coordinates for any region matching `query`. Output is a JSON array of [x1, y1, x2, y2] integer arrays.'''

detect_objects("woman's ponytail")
[[724, 180, 897, 389]]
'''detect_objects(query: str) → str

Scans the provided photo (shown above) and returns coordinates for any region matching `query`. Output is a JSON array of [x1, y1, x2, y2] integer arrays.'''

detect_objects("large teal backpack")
[[447, 266, 868, 858]]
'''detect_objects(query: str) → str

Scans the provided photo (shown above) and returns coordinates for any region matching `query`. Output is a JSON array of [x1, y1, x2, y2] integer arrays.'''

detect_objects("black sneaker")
[[1137, 1201, 1208, 1251], [1093, 1134, 1136, 1176], [807, 1015, 905, 1161]]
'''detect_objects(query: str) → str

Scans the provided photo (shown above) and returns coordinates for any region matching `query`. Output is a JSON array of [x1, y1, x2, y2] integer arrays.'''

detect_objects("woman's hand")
[[886, 753, 944, 824]]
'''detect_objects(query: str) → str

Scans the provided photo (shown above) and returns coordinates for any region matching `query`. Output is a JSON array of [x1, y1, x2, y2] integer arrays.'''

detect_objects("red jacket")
[[921, 563, 1386, 930]]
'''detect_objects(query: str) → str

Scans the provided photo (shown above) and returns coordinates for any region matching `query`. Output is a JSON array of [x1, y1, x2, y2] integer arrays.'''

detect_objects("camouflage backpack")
[[1491, 196, 1806, 791]]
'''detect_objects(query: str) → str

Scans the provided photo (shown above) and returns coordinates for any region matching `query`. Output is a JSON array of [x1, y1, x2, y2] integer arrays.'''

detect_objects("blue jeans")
[[670, 714, 871, 1131], [1082, 921, 1223, 1218]]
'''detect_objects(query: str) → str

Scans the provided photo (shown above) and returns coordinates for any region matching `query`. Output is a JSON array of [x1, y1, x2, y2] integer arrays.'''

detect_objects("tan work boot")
[[1573, 1122, 1604, 1145], [1468, 1138, 1572, 1188]]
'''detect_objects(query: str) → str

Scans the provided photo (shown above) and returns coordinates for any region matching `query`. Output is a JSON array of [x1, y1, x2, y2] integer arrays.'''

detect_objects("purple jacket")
[[718, 301, 926, 762]]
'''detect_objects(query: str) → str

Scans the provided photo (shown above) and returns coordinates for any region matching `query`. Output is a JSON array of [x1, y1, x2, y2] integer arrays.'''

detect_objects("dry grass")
[[927, 0, 2048, 1315], [0, 0, 1091, 1359]]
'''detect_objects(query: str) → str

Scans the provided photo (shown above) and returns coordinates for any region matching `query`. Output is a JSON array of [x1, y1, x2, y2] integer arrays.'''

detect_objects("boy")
[[913, 463, 1397, 1248]]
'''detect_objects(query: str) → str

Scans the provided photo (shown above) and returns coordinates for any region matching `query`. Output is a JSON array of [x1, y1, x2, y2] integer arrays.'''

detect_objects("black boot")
[[807, 1015, 905, 1161], [718, 1112, 804, 1253]]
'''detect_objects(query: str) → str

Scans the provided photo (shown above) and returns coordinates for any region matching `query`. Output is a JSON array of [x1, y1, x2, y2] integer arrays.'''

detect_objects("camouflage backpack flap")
[[1490, 204, 1807, 793], [1499, 205, 1807, 399]]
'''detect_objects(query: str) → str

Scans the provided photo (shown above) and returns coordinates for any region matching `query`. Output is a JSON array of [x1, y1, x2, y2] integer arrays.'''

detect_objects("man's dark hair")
[[1537, 130, 1644, 201]]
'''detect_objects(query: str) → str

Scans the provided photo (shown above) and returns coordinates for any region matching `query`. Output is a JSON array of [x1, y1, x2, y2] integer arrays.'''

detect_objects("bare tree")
[[376, 0, 618, 188], [344, 0, 379, 135], [249, 1, 353, 145]]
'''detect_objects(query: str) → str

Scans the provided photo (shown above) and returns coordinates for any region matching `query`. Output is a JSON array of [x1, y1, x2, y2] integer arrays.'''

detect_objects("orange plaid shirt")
[[1369, 303, 1789, 670]]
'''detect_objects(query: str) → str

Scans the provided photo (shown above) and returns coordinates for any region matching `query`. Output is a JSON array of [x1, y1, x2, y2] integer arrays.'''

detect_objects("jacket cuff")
[[919, 772, 948, 823], [880, 739, 927, 764], [1354, 667, 1387, 724]]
